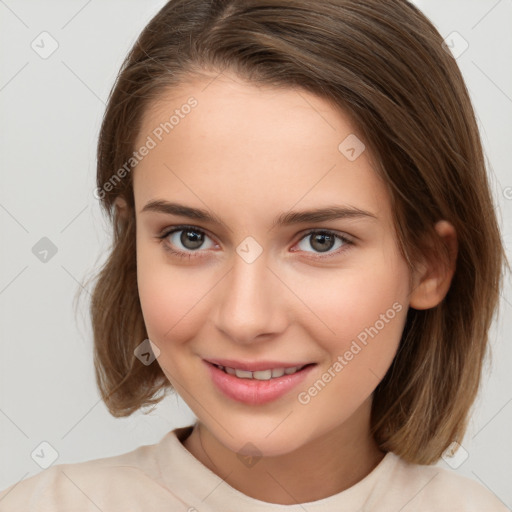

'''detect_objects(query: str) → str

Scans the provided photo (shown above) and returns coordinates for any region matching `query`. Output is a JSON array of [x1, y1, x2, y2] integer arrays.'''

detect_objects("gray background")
[[0, 0, 511, 506]]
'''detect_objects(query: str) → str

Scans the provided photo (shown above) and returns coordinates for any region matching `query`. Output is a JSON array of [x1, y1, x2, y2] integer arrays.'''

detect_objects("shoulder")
[[378, 453, 508, 512], [0, 442, 172, 511]]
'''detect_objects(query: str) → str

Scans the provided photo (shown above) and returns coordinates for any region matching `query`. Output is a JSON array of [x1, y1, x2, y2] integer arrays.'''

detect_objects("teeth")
[[216, 364, 306, 380], [252, 369, 272, 380], [271, 368, 285, 378], [234, 369, 253, 379]]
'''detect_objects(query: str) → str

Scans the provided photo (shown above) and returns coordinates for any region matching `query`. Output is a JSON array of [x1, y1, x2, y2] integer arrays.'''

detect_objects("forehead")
[[133, 72, 389, 225]]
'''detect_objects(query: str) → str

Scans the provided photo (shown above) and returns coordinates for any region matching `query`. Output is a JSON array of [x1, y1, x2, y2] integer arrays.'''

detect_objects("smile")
[[212, 363, 310, 380], [204, 360, 317, 405]]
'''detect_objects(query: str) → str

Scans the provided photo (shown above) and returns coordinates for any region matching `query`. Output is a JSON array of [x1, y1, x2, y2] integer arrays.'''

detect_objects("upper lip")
[[205, 358, 315, 372]]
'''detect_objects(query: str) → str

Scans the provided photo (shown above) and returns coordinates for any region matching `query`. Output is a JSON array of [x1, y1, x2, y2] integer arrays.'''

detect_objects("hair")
[[85, 0, 507, 464]]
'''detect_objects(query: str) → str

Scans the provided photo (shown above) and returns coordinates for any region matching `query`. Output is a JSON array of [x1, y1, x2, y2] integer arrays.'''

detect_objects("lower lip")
[[204, 361, 316, 405]]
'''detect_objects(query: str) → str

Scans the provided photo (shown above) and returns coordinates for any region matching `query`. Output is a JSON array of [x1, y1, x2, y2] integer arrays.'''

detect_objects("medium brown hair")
[[84, 0, 507, 464]]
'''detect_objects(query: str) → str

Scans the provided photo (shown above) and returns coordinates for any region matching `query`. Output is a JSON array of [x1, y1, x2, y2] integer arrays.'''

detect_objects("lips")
[[204, 359, 317, 405]]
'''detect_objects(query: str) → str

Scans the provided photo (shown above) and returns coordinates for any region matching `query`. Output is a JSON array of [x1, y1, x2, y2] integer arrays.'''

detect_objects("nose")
[[213, 249, 288, 345]]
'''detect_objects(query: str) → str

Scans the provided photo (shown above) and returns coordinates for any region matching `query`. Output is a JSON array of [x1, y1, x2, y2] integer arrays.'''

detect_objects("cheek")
[[322, 271, 407, 352], [292, 248, 410, 389], [136, 242, 211, 350], [293, 275, 409, 425]]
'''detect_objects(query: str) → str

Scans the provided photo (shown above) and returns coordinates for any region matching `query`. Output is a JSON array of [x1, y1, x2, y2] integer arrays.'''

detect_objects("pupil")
[[181, 229, 204, 249], [311, 233, 334, 253]]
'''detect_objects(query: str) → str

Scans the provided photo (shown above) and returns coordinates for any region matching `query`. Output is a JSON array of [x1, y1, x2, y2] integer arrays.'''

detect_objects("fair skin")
[[120, 71, 457, 505]]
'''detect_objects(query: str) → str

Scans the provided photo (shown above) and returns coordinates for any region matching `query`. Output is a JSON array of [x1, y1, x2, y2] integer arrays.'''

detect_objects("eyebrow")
[[140, 199, 377, 229]]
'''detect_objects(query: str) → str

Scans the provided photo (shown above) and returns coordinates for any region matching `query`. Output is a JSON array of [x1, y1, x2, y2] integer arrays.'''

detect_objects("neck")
[[182, 399, 385, 505]]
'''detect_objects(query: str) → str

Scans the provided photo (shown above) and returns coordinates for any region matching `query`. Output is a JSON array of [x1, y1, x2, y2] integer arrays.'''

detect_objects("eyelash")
[[156, 225, 354, 261]]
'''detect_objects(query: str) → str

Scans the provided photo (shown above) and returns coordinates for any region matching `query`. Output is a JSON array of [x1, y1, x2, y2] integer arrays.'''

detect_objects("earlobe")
[[409, 220, 458, 310], [114, 196, 129, 218]]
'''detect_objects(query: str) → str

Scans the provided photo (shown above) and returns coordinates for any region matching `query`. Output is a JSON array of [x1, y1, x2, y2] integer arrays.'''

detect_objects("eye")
[[293, 230, 353, 259], [157, 226, 354, 261], [158, 225, 216, 259]]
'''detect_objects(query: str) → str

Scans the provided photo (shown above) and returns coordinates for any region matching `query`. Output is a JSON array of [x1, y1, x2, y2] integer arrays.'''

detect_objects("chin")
[[209, 421, 310, 458]]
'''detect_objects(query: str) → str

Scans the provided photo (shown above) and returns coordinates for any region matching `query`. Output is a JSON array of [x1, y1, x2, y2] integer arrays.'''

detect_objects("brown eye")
[[177, 228, 205, 250], [159, 226, 216, 258], [295, 230, 353, 259], [309, 232, 336, 252]]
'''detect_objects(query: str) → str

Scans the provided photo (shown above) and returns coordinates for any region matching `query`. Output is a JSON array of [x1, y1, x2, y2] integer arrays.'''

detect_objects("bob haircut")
[[87, 0, 507, 464]]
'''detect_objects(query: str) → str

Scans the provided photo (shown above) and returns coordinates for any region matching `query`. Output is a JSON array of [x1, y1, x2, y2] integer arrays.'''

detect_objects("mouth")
[[204, 360, 317, 405], [209, 362, 316, 380]]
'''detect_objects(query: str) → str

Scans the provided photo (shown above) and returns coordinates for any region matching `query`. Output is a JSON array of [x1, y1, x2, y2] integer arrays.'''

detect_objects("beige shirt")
[[0, 424, 507, 511]]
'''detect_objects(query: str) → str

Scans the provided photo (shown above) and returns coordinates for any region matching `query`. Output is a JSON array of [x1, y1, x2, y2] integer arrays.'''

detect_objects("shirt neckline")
[[155, 423, 398, 511]]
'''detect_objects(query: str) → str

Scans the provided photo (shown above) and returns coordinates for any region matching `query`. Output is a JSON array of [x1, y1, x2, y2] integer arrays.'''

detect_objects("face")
[[132, 72, 412, 457]]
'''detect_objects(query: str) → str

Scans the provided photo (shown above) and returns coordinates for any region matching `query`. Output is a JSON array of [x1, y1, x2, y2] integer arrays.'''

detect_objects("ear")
[[114, 196, 129, 218], [409, 220, 458, 310]]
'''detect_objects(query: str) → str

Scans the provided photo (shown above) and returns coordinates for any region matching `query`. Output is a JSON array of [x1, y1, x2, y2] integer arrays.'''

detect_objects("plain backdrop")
[[0, 0, 511, 506]]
